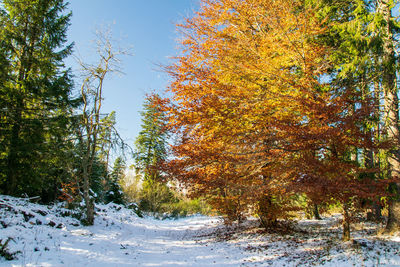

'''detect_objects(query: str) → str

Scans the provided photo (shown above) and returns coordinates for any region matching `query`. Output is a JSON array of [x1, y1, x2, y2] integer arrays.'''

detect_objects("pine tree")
[[319, 0, 400, 234], [134, 94, 168, 181], [0, 0, 76, 198], [98, 111, 117, 169], [105, 157, 125, 204], [133, 94, 173, 213]]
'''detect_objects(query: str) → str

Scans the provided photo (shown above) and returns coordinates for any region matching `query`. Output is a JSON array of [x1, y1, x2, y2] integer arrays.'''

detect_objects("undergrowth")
[[0, 238, 19, 261]]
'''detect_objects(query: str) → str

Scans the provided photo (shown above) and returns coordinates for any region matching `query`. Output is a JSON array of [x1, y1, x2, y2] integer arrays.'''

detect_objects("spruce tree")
[[134, 94, 168, 181], [324, 0, 400, 234], [105, 157, 125, 204], [0, 0, 76, 199], [316, 0, 400, 234], [133, 94, 173, 213]]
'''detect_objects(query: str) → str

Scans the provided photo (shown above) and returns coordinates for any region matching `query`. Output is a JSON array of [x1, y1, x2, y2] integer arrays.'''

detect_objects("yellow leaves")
[[163, 0, 363, 220]]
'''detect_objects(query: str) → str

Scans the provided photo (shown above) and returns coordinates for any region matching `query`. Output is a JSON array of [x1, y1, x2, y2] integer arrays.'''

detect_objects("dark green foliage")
[[69, 141, 109, 203], [105, 157, 125, 205], [90, 158, 108, 202], [133, 94, 175, 215], [0, 0, 78, 201], [134, 94, 168, 181], [132, 94, 210, 218], [126, 202, 143, 217]]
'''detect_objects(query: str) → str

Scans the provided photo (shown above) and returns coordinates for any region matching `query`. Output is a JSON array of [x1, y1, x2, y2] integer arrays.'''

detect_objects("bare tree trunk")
[[378, 0, 400, 234], [361, 72, 382, 221], [77, 123, 95, 225], [82, 160, 94, 225], [373, 76, 384, 221], [343, 203, 351, 241]]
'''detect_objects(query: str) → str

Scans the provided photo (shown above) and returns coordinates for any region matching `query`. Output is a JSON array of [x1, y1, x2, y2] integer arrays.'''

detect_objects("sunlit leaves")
[[163, 0, 389, 223]]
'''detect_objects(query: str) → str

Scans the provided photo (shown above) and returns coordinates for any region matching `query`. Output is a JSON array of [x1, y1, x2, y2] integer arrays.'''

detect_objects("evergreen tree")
[[133, 94, 173, 213], [318, 0, 400, 234], [98, 111, 117, 169], [0, 0, 76, 199], [105, 157, 125, 204], [134, 94, 168, 181], [376, 0, 400, 233]]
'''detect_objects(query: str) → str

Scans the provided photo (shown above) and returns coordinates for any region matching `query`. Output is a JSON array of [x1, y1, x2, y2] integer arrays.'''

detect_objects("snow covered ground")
[[1, 195, 400, 266]]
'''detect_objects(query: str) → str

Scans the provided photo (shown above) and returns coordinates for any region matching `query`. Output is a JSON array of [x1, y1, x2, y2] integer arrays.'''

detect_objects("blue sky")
[[66, 0, 199, 151]]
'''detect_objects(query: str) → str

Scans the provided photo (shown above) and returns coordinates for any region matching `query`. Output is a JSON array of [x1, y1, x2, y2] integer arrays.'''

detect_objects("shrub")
[[0, 238, 19, 261]]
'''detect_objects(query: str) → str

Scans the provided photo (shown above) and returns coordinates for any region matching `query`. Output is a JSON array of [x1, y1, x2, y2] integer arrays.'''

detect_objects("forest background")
[[1, 0, 400, 244]]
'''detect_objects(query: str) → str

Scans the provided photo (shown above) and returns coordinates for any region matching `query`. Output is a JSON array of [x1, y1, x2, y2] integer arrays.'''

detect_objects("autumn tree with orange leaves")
[[162, 0, 391, 240]]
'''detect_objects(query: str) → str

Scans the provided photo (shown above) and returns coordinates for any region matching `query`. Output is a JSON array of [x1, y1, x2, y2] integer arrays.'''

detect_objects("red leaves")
[[161, 0, 390, 222]]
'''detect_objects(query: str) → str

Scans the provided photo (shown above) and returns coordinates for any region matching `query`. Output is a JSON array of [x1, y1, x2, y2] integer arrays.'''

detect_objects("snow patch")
[[0, 195, 399, 266]]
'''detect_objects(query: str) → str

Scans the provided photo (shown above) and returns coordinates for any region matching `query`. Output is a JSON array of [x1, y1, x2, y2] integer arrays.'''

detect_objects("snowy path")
[[50, 216, 247, 267], [2, 197, 400, 267], [1, 200, 259, 267]]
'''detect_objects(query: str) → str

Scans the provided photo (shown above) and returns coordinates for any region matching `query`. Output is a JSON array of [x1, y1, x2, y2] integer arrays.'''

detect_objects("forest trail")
[[53, 215, 248, 267], [1, 196, 400, 267], [0, 197, 259, 266]]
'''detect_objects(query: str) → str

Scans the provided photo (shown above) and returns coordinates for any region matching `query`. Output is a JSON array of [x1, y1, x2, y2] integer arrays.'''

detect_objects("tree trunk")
[[82, 160, 94, 225], [258, 195, 278, 229], [364, 107, 381, 221], [387, 200, 400, 232], [378, 0, 400, 234], [342, 203, 351, 241], [374, 202, 382, 221], [77, 127, 95, 226], [313, 204, 322, 220], [385, 80, 400, 231], [369, 75, 383, 222], [6, 94, 23, 196], [6, 121, 20, 195]]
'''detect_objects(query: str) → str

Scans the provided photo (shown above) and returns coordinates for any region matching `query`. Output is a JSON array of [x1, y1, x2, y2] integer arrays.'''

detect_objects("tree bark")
[[6, 114, 21, 195], [374, 202, 382, 221], [387, 200, 400, 232], [378, 0, 400, 234], [82, 161, 94, 225], [313, 204, 322, 220], [76, 31, 124, 225], [343, 203, 351, 241]]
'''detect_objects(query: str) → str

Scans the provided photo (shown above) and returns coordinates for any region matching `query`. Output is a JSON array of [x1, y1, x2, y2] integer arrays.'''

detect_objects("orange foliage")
[[162, 0, 389, 222], [59, 182, 79, 203]]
